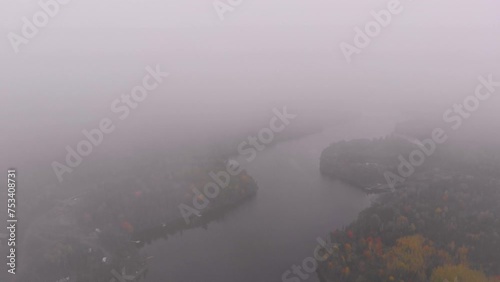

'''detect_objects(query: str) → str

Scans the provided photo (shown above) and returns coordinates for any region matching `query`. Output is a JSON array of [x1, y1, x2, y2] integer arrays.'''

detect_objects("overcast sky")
[[1, 0, 500, 191]]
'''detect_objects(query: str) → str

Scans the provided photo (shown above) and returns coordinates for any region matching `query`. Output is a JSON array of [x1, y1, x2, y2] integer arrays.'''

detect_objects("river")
[[142, 116, 395, 282]]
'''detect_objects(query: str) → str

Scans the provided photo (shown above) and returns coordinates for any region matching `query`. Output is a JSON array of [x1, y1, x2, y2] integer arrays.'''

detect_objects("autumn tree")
[[430, 265, 488, 282], [385, 235, 435, 281]]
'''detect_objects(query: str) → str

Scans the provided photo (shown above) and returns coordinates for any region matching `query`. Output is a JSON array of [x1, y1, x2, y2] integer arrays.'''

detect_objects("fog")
[[1, 1, 500, 281]]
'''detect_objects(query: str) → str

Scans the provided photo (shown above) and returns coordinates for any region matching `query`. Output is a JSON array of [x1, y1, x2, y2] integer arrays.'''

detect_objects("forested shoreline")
[[317, 126, 500, 282]]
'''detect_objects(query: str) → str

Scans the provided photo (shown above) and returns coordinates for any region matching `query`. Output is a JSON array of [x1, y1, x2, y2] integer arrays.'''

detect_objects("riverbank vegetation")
[[317, 175, 500, 282], [317, 126, 500, 282], [16, 157, 258, 282]]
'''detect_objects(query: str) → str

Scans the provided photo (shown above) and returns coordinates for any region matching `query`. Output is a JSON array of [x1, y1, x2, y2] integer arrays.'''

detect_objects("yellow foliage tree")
[[385, 235, 435, 281], [430, 265, 488, 282]]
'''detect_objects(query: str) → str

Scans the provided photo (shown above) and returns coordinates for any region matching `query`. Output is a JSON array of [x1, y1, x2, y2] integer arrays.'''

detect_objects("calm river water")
[[143, 116, 394, 282]]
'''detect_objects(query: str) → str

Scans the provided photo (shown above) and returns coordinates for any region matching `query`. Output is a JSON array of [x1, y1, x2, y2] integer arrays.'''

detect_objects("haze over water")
[[1, 1, 500, 281]]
